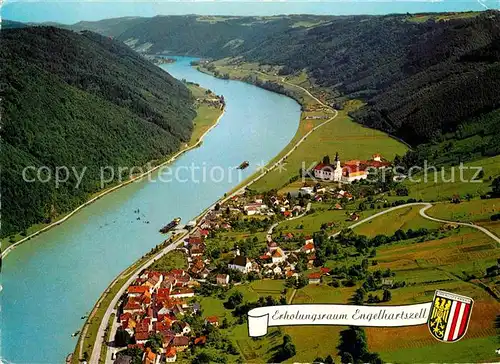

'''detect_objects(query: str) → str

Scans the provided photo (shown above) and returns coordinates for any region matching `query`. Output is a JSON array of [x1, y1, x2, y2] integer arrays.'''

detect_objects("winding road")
[[329, 202, 500, 245]]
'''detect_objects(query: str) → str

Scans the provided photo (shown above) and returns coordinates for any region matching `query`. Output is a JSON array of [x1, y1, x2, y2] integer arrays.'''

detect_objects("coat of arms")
[[428, 290, 473, 342]]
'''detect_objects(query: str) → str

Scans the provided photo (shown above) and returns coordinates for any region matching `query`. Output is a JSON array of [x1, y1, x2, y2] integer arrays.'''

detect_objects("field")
[[199, 279, 290, 362], [282, 284, 356, 363], [353, 205, 444, 237], [274, 202, 381, 237], [149, 250, 187, 271], [426, 198, 500, 223], [373, 227, 497, 277], [199, 280, 288, 318], [366, 281, 499, 363], [427, 199, 500, 239], [405, 155, 500, 201], [406, 11, 480, 23], [251, 112, 408, 192], [225, 206, 500, 363], [273, 226, 500, 363], [367, 226, 500, 362], [186, 83, 224, 146]]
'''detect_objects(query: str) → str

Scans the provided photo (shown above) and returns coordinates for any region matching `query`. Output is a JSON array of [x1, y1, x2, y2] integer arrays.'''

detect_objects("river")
[[0, 56, 301, 363]]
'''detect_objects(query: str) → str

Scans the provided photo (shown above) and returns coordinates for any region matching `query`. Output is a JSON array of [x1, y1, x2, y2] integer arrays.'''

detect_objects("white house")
[[341, 165, 369, 183], [244, 202, 268, 215], [271, 247, 286, 264], [170, 288, 195, 298], [164, 347, 177, 363], [216, 274, 230, 286], [267, 241, 279, 253], [228, 255, 252, 273]]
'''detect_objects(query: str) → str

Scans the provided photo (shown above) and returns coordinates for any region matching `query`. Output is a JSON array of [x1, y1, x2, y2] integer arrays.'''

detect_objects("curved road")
[[329, 202, 500, 245], [419, 204, 500, 244]]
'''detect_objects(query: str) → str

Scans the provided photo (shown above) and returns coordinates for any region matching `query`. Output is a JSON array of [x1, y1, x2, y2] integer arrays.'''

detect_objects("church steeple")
[[335, 152, 341, 169]]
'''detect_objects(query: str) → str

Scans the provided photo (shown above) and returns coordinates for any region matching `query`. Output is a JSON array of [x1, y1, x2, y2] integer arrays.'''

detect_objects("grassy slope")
[[426, 198, 500, 223], [353, 205, 444, 237], [405, 155, 500, 201], [252, 111, 408, 191]]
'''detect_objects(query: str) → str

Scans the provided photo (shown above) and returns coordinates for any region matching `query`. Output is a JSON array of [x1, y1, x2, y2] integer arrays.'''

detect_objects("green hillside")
[[0, 26, 196, 237], [76, 12, 500, 154]]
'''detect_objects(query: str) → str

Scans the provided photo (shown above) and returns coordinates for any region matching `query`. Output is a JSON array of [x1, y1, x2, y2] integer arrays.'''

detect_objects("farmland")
[[191, 59, 500, 363], [426, 198, 500, 238], [366, 226, 500, 362], [186, 83, 224, 146]]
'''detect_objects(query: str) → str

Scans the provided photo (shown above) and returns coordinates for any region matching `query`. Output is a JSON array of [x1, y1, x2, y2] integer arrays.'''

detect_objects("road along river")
[[0, 56, 301, 363]]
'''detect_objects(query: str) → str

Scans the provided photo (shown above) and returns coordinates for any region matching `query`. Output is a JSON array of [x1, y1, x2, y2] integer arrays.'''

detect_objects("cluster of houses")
[[195, 94, 225, 110], [313, 152, 391, 183], [226, 236, 325, 283], [117, 266, 222, 363], [198, 194, 307, 224]]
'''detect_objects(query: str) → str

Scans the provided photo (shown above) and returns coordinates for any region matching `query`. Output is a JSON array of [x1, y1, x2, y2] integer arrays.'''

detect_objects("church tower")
[[333, 152, 342, 182]]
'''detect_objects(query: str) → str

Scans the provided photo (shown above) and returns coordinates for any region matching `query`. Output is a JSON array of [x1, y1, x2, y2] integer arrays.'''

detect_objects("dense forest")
[[74, 12, 500, 151], [0, 26, 196, 237]]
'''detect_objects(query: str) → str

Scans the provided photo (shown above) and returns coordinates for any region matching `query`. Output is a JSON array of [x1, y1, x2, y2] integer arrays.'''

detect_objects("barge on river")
[[159, 217, 181, 234]]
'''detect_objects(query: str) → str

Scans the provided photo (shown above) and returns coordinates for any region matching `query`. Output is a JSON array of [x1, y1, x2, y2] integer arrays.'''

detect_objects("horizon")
[[2, 0, 499, 24]]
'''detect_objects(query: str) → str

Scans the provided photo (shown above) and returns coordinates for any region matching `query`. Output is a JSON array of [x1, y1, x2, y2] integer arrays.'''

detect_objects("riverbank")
[[0, 84, 224, 260], [80, 59, 340, 363], [70, 85, 224, 362]]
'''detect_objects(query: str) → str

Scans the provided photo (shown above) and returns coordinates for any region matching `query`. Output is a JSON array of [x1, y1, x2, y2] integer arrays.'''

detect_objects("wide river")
[[0, 57, 301, 363]]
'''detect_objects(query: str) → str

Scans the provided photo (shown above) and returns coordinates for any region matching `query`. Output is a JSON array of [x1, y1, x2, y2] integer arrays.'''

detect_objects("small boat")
[[159, 217, 181, 234], [238, 161, 250, 170], [71, 330, 80, 337]]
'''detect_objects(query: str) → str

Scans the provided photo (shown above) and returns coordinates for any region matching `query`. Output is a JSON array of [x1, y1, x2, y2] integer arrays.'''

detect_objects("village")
[[110, 152, 399, 363]]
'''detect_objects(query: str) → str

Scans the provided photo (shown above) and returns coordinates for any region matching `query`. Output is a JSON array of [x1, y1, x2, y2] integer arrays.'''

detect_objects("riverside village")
[[104, 152, 431, 363]]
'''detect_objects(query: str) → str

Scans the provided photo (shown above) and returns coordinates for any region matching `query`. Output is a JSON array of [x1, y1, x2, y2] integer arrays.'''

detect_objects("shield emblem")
[[428, 290, 473, 342]]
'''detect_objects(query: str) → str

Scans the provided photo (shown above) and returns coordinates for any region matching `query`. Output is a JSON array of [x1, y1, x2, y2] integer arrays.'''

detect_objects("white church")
[[313, 152, 378, 183]]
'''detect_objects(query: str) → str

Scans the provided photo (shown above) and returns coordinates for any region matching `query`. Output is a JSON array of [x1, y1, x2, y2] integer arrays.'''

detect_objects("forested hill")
[[73, 12, 500, 154], [0, 26, 195, 237]]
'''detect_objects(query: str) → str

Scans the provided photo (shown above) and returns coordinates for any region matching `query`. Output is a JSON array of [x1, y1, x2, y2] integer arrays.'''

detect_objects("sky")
[[1, 0, 499, 24]]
